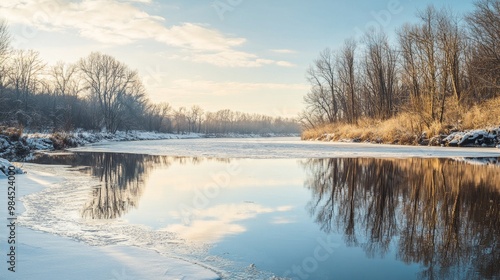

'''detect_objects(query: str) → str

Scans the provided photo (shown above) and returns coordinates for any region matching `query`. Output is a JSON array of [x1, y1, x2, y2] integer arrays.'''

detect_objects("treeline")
[[301, 0, 500, 129], [0, 22, 299, 135]]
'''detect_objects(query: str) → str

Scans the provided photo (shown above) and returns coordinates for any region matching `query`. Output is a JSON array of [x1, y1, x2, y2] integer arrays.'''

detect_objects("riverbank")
[[304, 126, 500, 148], [302, 115, 500, 148]]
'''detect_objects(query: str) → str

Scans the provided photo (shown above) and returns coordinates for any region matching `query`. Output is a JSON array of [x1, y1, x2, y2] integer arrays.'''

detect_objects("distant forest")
[[0, 23, 299, 135], [301, 0, 499, 132]]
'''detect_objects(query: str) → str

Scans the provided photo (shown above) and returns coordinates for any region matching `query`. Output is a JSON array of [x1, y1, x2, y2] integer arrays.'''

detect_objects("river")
[[20, 137, 500, 279]]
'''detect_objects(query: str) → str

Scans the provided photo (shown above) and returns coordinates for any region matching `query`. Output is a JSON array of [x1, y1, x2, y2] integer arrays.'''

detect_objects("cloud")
[[0, 0, 293, 68], [276, 61, 296, 67], [166, 79, 309, 96], [170, 50, 295, 68], [271, 49, 298, 54], [124, 0, 152, 3]]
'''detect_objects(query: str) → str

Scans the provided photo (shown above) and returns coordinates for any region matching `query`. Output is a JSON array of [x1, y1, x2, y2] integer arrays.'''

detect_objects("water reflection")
[[302, 158, 500, 279], [32, 153, 229, 219]]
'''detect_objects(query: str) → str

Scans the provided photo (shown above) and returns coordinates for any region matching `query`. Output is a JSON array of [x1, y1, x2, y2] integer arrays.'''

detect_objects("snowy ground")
[[0, 161, 221, 280]]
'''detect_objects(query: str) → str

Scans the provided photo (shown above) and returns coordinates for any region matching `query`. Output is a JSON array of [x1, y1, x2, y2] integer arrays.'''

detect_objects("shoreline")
[[2, 126, 499, 163], [66, 138, 500, 160], [0, 130, 300, 162], [302, 127, 500, 148]]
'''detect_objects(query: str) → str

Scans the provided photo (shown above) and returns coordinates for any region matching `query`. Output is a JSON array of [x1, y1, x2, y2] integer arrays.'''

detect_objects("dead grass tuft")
[[0, 126, 23, 141], [302, 96, 500, 145]]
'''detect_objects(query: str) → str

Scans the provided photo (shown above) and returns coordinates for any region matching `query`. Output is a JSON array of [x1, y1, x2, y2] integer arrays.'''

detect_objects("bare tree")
[[0, 20, 10, 89], [398, 24, 421, 103], [173, 107, 187, 134], [146, 102, 172, 132], [362, 31, 399, 119], [7, 49, 46, 126], [188, 105, 204, 133], [79, 52, 142, 132], [118, 78, 147, 132], [309, 49, 341, 122], [50, 61, 82, 130], [414, 6, 440, 121], [0, 20, 11, 122], [337, 39, 358, 123], [435, 9, 465, 121], [303, 48, 344, 124], [397, 6, 458, 123], [466, 0, 500, 94]]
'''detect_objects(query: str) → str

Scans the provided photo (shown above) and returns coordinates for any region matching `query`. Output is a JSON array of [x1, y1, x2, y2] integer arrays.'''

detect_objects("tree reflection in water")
[[32, 152, 229, 220], [302, 158, 500, 280]]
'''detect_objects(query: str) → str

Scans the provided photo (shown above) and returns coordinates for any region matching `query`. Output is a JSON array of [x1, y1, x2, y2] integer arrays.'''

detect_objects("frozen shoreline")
[[0, 130, 299, 161], [69, 137, 500, 159], [0, 162, 221, 280]]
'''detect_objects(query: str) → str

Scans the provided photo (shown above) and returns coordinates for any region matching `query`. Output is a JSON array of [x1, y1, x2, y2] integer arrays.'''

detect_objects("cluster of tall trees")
[[0, 21, 299, 135], [147, 105, 300, 135], [301, 1, 500, 129]]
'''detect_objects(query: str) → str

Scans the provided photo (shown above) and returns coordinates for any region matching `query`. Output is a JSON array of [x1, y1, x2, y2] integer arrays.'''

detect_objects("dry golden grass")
[[0, 126, 23, 141], [302, 114, 422, 144], [462, 97, 500, 129], [302, 96, 500, 145], [49, 132, 75, 150]]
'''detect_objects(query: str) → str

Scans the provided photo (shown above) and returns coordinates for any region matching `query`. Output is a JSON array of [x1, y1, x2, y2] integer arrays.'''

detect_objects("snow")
[[25, 131, 203, 147], [0, 164, 220, 280], [69, 137, 500, 159], [2, 230, 220, 280], [1, 131, 206, 161], [0, 158, 24, 177], [440, 128, 499, 147], [453, 157, 500, 166], [3, 130, 297, 161]]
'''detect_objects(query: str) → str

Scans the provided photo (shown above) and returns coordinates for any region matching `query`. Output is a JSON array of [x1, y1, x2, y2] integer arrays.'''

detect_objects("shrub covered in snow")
[[0, 158, 24, 177], [440, 128, 499, 147]]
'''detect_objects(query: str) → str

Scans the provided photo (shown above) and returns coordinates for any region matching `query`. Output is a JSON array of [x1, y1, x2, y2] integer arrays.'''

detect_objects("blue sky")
[[0, 0, 475, 117]]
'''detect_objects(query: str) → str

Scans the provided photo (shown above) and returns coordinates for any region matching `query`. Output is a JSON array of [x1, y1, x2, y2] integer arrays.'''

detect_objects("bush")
[[50, 132, 73, 150], [0, 126, 23, 142]]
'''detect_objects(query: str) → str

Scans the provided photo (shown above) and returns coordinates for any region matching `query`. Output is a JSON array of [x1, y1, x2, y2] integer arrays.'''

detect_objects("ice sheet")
[[0, 164, 221, 280], [69, 137, 500, 159]]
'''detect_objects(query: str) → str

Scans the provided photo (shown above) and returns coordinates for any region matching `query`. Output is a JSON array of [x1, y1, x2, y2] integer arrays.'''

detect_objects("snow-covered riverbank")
[[0, 130, 300, 161], [0, 130, 203, 161], [308, 127, 500, 149]]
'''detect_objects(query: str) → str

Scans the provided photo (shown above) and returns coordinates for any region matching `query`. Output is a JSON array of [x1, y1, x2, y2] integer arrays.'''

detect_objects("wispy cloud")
[[169, 50, 296, 68], [0, 0, 293, 68], [166, 79, 309, 96], [271, 49, 298, 54]]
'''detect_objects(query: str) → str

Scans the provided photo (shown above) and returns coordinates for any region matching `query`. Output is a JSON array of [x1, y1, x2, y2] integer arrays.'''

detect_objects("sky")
[[0, 0, 475, 117]]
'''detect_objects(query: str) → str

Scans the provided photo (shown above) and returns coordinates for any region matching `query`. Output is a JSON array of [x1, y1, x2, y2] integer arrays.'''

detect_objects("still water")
[[32, 152, 500, 280]]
